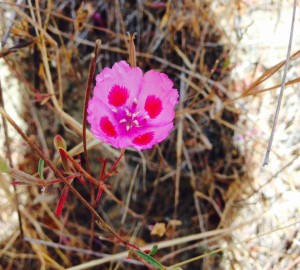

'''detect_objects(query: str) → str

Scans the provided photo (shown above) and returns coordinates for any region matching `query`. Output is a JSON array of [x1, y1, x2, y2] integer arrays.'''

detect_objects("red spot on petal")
[[133, 132, 154, 145], [100, 117, 117, 138], [108, 85, 129, 107], [144, 95, 162, 118]]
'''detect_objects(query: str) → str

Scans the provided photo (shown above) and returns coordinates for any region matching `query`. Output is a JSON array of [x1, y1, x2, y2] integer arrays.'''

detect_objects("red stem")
[[95, 159, 107, 207], [82, 40, 101, 248], [82, 39, 101, 174], [103, 148, 125, 181]]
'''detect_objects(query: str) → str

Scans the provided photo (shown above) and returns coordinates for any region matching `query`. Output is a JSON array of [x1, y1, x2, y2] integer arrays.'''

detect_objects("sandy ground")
[[0, 57, 28, 242], [213, 1, 300, 269]]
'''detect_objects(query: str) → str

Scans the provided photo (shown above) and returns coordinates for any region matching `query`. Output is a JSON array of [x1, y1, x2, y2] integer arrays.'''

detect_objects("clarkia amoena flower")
[[87, 61, 178, 150]]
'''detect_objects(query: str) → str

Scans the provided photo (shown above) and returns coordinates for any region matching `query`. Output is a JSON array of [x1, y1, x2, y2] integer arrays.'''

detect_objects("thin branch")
[[82, 39, 101, 174], [103, 148, 125, 180], [174, 72, 185, 218], [263, 0, 297, 165], [82, 39, 101, 248], [24, 237, 143, 266]]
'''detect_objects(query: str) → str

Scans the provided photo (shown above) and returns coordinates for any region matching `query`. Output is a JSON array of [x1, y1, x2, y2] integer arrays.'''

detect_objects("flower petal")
[[108, 85, 129, 107], [93, 61, 143, 108], [130, 122, 174, 150], [99, 116, 117, 138], [144, 95, 163, 119], [88, 63, 178, 151], [132, 132, 154, 146], [87, 97, 133, 149], [87, 98, 119, 147], [137, 70, 178, 125]]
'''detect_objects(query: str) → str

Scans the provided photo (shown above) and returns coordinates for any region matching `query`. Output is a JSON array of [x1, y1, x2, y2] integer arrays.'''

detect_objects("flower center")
[[112, 102, 149, 132]]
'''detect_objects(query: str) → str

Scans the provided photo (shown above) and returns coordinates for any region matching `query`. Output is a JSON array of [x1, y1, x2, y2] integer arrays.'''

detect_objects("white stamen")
[[125, 108, 132, 117], [133, 98, 138, 104], [132, 111, 141, 118], [126, 124, 130, 131], [112, 108, 118, 113], [144, 115, 150, 119], [133, 120, 139, 127], [120, 119, 127, 124]]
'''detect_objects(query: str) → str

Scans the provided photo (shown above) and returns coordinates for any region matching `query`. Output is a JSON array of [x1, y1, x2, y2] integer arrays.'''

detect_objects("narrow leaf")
[[149, 245, 159, 256], [56, 185, 70, 217], [11, 168, 45, 185], [133, 250, 165, 270], [58, 147, 70, 172], [38, 159, 45, 179]]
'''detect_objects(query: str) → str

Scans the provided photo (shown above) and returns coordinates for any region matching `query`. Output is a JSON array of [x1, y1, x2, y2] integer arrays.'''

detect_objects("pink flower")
[[87, 61, 178, 150]]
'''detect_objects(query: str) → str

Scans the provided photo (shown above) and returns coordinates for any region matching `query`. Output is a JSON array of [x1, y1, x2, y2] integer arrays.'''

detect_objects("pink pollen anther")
[[120, 119, 127, 124], [133, 98, 138, 104], [112, 108, 118, 113]]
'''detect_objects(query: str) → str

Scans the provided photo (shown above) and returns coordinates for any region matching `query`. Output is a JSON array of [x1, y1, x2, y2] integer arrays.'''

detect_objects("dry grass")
[[0, 1, 299, 269]]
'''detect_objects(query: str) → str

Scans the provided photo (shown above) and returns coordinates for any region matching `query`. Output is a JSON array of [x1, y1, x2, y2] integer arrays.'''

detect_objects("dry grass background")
[[0, 1, 299, 269]]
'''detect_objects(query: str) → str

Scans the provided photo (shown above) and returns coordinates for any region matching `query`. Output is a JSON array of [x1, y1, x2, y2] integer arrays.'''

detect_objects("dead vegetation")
[[0, 1, 299, 269]]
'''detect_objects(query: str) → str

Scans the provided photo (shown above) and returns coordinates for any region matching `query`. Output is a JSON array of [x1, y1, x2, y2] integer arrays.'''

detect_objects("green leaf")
[[38, 159, 45, 179], [133, 250, 165, 270], [149, 245, 159, 256], [168, 267, 183, 270], [0, 157, 9, 173]]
